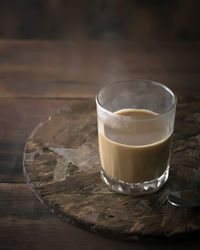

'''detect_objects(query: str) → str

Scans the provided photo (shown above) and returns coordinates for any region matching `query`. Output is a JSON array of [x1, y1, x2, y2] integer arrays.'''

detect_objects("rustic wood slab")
[[23, 97, 200, 241]]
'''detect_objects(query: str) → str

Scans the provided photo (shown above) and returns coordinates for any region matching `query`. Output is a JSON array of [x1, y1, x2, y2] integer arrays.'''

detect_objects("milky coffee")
[[98, 109, 171, 183]]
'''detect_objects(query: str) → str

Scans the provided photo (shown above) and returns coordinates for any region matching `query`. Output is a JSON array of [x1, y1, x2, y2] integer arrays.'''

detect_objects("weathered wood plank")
[[0, 98, 82, 183], [0, 98, 85, 143], [1, 217, 199, 250], [0, 182, 200, 249], [0, 183, 50, 217], [0, 185, 137, 250], [0, 40, 199, 98]]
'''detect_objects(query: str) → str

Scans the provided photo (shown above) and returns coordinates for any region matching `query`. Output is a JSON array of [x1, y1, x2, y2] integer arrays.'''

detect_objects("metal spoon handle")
[[168, 192, 200, 208], [190, 167, 200, 188], [167, 167, 200, 208]]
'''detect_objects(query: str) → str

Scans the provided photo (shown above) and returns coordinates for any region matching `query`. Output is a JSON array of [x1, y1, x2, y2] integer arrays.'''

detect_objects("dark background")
[[0, 0, 200, 41]]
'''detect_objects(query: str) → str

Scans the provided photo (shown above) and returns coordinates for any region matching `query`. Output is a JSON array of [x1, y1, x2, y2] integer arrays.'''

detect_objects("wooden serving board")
[[23, 98, 200, 241]]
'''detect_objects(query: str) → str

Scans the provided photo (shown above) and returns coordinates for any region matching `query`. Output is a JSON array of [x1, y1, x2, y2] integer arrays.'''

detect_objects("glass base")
[[100, 166, 169, 196]]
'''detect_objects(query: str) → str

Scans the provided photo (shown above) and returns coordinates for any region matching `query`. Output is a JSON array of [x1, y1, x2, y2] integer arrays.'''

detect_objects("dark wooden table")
[[0, 40, 199, 250]]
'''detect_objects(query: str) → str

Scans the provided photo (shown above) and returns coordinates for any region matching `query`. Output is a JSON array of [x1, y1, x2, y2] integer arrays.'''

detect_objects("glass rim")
[[95, 79, 177, 121]]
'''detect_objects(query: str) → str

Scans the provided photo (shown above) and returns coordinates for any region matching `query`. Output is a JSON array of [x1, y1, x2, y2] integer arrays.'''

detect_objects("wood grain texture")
[[23, 98, 200, 242], [0, 186, 141, 250], [0, 40, 199, 98], [0, 98, 83, 183], [1, 39, 200, 250]]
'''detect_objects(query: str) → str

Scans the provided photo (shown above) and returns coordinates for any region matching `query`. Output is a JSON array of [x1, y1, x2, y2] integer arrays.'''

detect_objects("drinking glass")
[[96, 80, 177, 195]]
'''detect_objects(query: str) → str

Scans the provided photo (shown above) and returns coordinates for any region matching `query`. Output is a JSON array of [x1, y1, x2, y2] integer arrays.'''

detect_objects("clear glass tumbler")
[[96, 80, 177, 196]]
